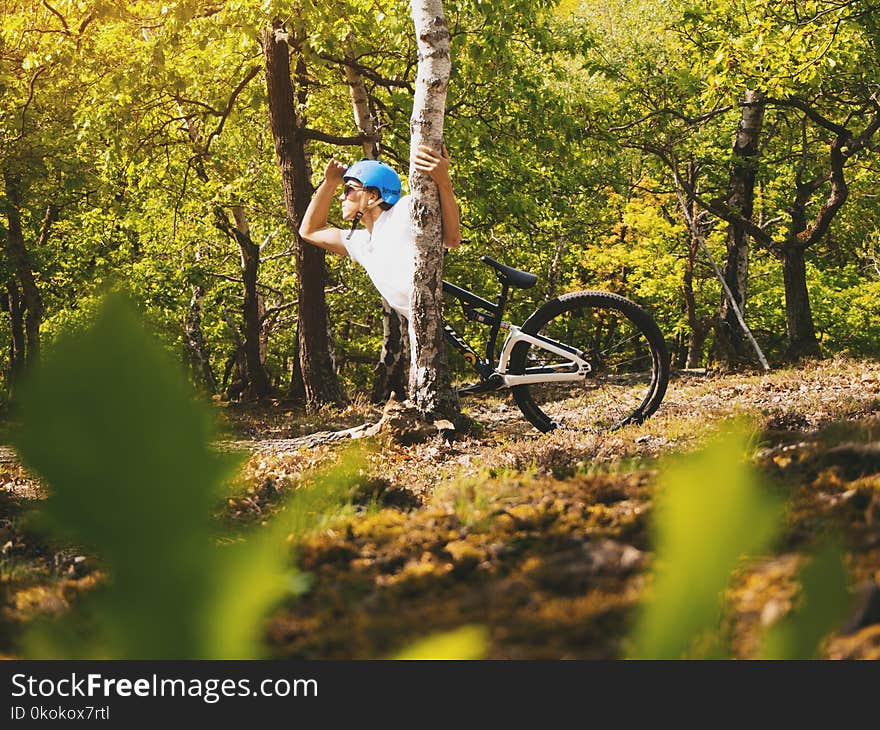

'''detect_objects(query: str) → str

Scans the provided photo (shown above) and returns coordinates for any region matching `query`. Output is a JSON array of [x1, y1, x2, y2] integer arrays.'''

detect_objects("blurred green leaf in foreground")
[[628, 424, 783, 659], [760, 540, 850, 660], [14, 293, 359, 658], [629, 423, 852, 659], [391, 625, 489, 660]]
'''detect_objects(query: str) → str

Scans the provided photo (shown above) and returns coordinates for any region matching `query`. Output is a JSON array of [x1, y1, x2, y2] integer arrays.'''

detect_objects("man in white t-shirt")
[[298, 147, 462, 321]]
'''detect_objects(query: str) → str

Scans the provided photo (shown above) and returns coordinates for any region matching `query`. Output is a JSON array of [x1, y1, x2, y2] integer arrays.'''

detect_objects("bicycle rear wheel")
[[508, 291, 669, 433]]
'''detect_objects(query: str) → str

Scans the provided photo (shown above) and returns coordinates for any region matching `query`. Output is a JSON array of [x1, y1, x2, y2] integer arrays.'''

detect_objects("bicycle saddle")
[[481, 256, 538, 289]]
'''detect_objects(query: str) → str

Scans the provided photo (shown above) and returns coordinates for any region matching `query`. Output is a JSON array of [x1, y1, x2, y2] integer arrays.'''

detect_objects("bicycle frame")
[[497, 326, 590, 386], [441, 278, 591, 389]]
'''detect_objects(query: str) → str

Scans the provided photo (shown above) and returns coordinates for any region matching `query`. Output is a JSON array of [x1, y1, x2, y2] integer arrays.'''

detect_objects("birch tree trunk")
[[184, 280, 218, 394], [714, 89, 765, 367], [177, 111, 219, 394], [344, 40, 411, 401], [344, 42, 381, 160], [263, 22, 345, 411], [371, 306, 410, 403], [408, 0, 461, 422]]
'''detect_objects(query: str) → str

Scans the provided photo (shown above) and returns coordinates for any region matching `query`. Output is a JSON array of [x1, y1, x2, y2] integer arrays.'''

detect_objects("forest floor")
[[2, 357, 880, 659]]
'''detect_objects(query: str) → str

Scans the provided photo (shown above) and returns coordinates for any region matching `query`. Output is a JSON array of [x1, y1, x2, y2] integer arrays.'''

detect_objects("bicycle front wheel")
[[508, 291, 669, 433]]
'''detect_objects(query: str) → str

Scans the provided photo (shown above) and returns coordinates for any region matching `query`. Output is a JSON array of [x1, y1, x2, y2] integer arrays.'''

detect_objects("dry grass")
[[3, 357, 880, 659]]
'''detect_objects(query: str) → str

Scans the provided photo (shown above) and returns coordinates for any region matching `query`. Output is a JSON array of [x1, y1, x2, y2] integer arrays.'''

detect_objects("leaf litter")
[[2, 356, 880, 658]]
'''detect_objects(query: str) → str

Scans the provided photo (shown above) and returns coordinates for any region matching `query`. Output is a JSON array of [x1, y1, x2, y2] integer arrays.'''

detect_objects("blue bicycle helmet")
[[343, 159, 402, 206]]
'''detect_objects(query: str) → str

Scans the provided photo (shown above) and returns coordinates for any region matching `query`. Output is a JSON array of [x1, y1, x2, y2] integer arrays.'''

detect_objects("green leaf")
[[391, 625, 490, 660], [760, 540, 851, 660], [628, 422, 783, 659], [16, 293, 234, 657], [13, 293, 363, 659]]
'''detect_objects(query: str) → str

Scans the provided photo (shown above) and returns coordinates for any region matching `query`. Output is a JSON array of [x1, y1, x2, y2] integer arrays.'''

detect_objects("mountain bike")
[[443, 255, 670, 433]]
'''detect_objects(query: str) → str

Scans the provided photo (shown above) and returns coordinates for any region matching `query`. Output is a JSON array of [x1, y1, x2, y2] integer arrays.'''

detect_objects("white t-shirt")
[[343, 195, 415, 320]]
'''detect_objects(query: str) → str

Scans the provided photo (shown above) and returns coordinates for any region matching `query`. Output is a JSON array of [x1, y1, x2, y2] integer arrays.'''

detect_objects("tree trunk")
[[715, 89, 765, 366], [184, 281, 218, 394], [344, 42, 381, 159], [287, 323, 306, 402], [221, 307, 249, 401], [343, 39, 409, 402], [408, 0, 461, 422], [2, 171, 46, 369], [673, 160, 715, 370], [776, 133, 851, 362], [682, 250, 709, 369], [263, 23, 345, 411], [781, 246, 821, 359], [545, 235, 567, 301], [345, 44, 409, 403], [258, 292, 269, 368], [177, 111, 220, 395], [371, 302, 410, 403], [232, 206, 272, 398], [5, 279, 25, 396]]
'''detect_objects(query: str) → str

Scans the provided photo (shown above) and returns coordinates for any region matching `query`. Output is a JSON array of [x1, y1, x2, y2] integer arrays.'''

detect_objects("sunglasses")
[[342, 184, 364, 199]]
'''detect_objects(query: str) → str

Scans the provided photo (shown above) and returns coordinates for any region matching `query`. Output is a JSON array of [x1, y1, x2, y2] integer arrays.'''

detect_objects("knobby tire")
[[508, 291, 669, 433]]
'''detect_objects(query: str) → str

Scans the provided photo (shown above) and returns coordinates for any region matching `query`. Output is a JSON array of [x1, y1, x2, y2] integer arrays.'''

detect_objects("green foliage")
[[629, 422, 852, 660], [629, 422, 782, 658], [760, 540, 850, 660], [13, 293, 359, 658], [273, 443, 372, 544], [2, 0, 880, 398], [390, 625, 489, 660]]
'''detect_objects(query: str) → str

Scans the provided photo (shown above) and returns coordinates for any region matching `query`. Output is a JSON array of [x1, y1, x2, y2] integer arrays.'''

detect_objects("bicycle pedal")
[[458, 374, 505, 395], [457, 381, 494, 395]]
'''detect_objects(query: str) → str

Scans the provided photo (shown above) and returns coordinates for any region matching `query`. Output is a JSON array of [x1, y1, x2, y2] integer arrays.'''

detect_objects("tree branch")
[[318, 52, 413, 91], [259, 301, 296, 324], [608, 104, 734, 132], [843, 98, 880, 158], [768, 96, 851, 137], [797, 137, 849, 247], [206, 271, 245, 285], [655, 146, 777, 250], [258, 228, 280, 252], [14, 67, 49, 142], [36, 204, 58, 248], [42, 0, 70, 34], [77, 12, 94, 36], [302, 129, 371, 145], [204, 64, 262, 153], [171, 95, 223, 116], [260, 248, 295, 262]]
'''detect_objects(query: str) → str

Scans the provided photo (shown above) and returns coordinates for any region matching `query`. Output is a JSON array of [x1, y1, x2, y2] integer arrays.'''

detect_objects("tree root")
[[216, 397, 481, 455]]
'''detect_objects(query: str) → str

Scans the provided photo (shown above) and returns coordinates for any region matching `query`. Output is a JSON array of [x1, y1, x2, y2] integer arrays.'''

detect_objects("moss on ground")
[[2, 358, 880, 658]]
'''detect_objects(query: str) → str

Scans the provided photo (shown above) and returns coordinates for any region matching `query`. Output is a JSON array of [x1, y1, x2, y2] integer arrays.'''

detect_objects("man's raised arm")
[[299, 159, 349, 256], [413, 145, 462, 249]]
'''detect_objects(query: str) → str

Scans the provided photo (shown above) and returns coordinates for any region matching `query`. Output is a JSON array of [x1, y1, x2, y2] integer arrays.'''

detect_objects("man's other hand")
[[413, 144, 452, 185]]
